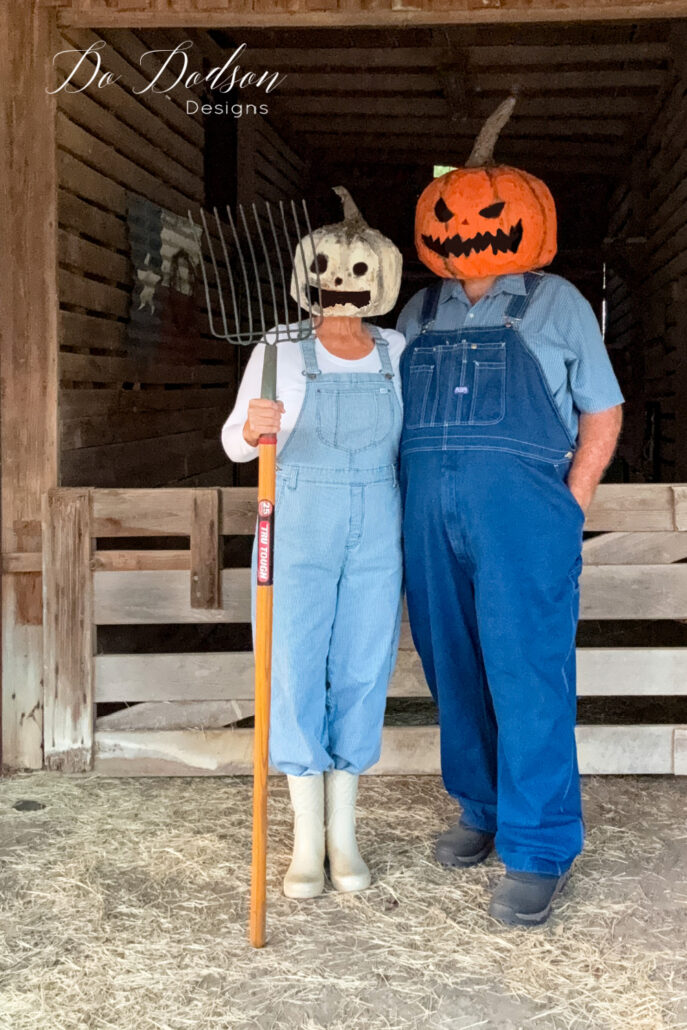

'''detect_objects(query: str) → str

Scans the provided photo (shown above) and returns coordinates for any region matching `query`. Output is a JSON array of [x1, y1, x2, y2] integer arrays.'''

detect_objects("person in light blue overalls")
[[398, 103, 624, 926], [222, 188, 405, 899]]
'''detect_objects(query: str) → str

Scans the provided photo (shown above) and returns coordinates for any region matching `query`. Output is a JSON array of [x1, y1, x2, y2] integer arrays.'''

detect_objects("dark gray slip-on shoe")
[[488, 868, 572, 927], [435, 819, 495, 868]]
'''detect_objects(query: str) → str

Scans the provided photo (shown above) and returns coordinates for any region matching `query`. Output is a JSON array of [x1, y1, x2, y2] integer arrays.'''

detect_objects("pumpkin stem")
[[333, 186, 367, 223], [465, 95, 517, 168]]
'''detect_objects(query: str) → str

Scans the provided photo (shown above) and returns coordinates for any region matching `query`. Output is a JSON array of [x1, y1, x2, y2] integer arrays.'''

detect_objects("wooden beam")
[[92, 724, 683, 777], [84, 484, 687, 537], [55, 3, 687, 29], [238, 43, 671, 69], [283, 95, 648, 118], [94, 647, 687, 705], [189, 489, 222, 610], [95, 699, 255, 732], [276, 70, 665, 93], [42, 489, 94, 772], [91, 563, 687, 625], [582, 531, 687, 564], [0, 2, 60, 769], [289, 115, 629, 138]]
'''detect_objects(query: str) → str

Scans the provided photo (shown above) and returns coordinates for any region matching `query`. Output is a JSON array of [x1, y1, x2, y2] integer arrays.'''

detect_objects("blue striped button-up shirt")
[[396, 273, 624, 441]]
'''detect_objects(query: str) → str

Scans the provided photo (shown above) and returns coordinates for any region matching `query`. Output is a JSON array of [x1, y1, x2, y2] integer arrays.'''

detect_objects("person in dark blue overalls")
[[397, 101, 624, 926]]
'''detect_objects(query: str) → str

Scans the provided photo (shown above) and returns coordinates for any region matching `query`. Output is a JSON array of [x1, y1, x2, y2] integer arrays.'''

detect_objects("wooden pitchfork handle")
[[249, 343, 278, 949]]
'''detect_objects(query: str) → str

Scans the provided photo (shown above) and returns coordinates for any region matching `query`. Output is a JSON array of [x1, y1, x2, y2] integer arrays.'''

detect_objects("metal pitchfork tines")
[[190, 199, 322, 402], [189, 199, 323, 951]]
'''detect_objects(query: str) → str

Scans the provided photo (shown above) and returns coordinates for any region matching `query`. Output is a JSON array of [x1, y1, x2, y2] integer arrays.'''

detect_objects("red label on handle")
[[256, 499, 274, 586]]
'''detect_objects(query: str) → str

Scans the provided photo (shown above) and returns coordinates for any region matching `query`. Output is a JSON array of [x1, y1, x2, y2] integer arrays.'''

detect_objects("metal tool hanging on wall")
[[190, 199, 322, 949]]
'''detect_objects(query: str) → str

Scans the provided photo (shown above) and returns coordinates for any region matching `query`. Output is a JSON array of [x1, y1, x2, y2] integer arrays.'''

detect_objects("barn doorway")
[[45, 17, 687, 777], [57, 20, 685, 490]]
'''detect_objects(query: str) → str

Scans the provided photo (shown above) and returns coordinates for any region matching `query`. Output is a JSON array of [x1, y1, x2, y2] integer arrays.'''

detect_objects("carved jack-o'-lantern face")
[[415, 96, 557, 280], [291, 187, 402, 318], [415, 166, 557, 280]]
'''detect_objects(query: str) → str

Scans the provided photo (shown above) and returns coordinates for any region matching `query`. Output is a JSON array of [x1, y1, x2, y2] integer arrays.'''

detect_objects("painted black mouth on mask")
[[307, 283, 371, 309], [422, 219, 523, 259]]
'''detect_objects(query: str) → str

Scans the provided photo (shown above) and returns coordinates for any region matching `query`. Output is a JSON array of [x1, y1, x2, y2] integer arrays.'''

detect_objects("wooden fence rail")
[[38, 485, 687, 776]]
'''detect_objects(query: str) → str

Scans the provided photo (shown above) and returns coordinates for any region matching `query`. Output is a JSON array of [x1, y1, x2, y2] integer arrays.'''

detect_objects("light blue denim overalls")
[[252, 328, 403, 776]]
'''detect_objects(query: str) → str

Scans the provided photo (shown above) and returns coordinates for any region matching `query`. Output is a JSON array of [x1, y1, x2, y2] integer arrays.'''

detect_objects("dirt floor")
[[0, 772, 686, 1030]]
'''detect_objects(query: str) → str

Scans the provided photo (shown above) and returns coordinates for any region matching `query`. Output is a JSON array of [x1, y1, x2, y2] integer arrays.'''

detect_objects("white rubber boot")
[[283, 774, 325, 899], [325, 770, 371, 893]]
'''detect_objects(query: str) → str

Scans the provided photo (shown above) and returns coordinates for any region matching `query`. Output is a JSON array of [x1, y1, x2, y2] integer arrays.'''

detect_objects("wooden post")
[[42, 489, 94, 772], [0, 2, 59, 769], [190, 489, 222, 609]]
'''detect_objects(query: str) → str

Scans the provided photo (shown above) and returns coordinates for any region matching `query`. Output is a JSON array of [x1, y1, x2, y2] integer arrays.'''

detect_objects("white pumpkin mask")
[[290, 186, 402, 318]]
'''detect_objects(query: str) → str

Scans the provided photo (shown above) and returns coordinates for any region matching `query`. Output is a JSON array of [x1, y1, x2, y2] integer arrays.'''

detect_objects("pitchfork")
[[190, 200, 322, 948]]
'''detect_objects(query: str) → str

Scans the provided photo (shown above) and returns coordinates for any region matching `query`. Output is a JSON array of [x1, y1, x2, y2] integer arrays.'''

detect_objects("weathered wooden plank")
[[95, 652, 256, 702], [56, 112, 194, 216], [190, 489, 222, 609], [2, 553, 43, 574], [0, 3, 59, 769], [59, 26, 204, 147], [672, 487, 687, 530], [59, 229, 129, 282], [92, 488, 194, 535], [244, 43, 671, 68], [290, 115, 629, 139], [581, 566, 687, 619], [55, 39, 203, 179], [277, 69, 665, 93], [58, 149, 127, 213], [673, 729, 687, 776], [42, 489, 94, 772], [59, 267, 129, 319], [585, 485, 678, 531], [61, 352, 233, 386], [94, 568, 249, 623], [285, 95, 646, 118], [58, 189, 128, 250], [57, 2, 687, 30], [63, 431, 207, 487], [61, 405, 226, 450], [92, 550, 190, 572], [583, 532, 687, 565], [92, 564, 687, 625], [85, 485, 687, 537], [92, 724, 681, 777], [95, 699, 254, 731], [94, 647, 687, 705], [61, 384, 232, 419]]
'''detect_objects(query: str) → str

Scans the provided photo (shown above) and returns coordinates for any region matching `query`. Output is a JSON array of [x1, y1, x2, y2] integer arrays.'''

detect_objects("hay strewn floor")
[[0, 773, 686, 1030]]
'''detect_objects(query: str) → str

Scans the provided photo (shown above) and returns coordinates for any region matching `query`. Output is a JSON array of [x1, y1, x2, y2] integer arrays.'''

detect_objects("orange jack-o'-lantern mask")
[[415, 97, 557, 280]]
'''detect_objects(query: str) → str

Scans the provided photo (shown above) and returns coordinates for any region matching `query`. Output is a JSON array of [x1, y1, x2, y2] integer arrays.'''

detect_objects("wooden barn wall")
[[56, 27, 237, 489], [228, 114, 311, 487], [606, 72, 687, 484]]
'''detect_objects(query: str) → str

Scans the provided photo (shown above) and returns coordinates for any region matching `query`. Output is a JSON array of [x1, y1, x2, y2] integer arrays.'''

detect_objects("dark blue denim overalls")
[[400, 272, 585, 875]]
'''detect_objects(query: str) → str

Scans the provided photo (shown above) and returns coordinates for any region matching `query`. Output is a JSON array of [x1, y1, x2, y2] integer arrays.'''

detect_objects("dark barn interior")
[[57, 20, 687, 491]]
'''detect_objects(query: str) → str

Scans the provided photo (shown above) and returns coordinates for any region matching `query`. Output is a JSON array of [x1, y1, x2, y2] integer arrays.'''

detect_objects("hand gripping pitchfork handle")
[[250, 342, 278, 949]]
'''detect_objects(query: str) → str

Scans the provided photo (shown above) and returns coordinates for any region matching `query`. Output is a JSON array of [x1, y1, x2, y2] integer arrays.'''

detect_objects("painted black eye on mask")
[[310, 253, 328, 274], [479, 201, 506, 218], [434, 198, 453, 223]]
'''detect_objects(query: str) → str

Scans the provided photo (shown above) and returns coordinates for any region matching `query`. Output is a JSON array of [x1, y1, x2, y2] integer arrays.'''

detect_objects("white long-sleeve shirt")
[[221, 326, 406, 463]]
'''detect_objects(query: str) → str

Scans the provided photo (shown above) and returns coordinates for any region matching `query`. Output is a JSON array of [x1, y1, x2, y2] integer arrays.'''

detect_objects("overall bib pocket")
[[316, 385, 394, 453], [468, 361, 506, 425], [404, 360, 435, 429]]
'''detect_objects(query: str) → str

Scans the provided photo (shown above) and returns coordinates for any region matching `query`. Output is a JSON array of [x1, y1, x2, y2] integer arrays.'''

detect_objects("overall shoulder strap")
[[299, 334, 321, 379], [366, 325, 394, 379], [503, 271, 545, 328], [420, 284, 442, 331]]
